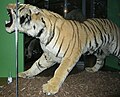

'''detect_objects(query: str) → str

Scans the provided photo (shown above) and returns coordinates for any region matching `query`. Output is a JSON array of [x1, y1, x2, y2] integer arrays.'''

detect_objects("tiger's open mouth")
[[5, 9, 13, 27]]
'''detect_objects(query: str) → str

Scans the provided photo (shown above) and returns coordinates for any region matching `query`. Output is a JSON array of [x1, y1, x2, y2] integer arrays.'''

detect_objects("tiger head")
[[5, 3, 51, 39]]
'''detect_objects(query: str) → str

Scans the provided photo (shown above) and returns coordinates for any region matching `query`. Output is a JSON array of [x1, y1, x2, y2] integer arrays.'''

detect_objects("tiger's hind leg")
[[85, 53, 106, 73], [19, 53, 55, 78]]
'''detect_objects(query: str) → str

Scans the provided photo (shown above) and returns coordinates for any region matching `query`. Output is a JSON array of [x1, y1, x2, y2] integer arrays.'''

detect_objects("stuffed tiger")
[[5, 4, 120, 95]]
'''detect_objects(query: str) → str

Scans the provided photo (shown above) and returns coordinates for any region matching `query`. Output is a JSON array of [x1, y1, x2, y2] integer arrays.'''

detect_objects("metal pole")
[[64, 0, 68, 18], [15, 0, 19, 97], [44, 0, 49, 9], [82, 0, 86, 18], [91, 0, 95, 18]]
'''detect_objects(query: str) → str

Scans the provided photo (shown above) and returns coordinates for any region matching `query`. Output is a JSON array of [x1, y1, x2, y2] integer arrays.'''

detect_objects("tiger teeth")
[[5, 20, 10, 24], [7, 12, 9, 14]]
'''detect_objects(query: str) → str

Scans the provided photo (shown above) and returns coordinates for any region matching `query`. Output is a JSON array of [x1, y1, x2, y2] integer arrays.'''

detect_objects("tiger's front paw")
[[18, 72, 33, 78], [18, 72, 27, 78], [42, 82, 59, 95]]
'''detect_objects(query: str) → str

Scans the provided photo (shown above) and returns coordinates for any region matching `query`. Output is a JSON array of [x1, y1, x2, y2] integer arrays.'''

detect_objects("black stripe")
[[41, 18, 46, 24], [73, 21, 81, 47], [63, 41, 70, 57], [93, 19, 106, 33], [20, 15, 26, 25], [36, 62, 45, 71], [62, 21, 76, 57], [38, 62, 45, 68], [49, 11, 58, 18], [85, 19, 104, 48], [68, 21, 76, 57], [45, 32, 54, 46], [33, 25, 36, 30], [82, 23, 88, 32], [53, 22, 64, 48], [52, 30, 60, 48], [83, 21, 92, 49], [96, 26, 104, 45], [69, 21, 75, 37], [112, 25, 118, 54], [70, 21, 75, 42], [113, 43, 118, 56], [114, 26, 119, 54], [13, 10, 16, 15], [70, 32, 76, 57], [101, 20, 110, 44], [89, 40, 92, 47], [19, 5, 26, 12], [20, 14, 31, 25], [36, 29, 44, 37], [109, 20, 117, 32], [88, 20, 99, 47], [92, 19, 107, 45], [25, 14, 31, 25], [85, 20, 98, 49], [108, 20, 119, 55], [83, 21, 99, 48], [100, 19, 119, 57], [83, 21, 92, 32], [118, 50, 120, 57], [45, 19, 57, 46], [113, 49, 117, 55], [41, 16, 53, 46], [36, 18, 46, 37], [104, 19, 113, 34], [82, 22, 91, 48], [56, 37, 64, 57]]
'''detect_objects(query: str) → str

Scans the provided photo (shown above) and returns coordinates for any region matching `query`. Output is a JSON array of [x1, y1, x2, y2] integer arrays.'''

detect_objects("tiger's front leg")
[[19, 53, 55, 78], [43, 52, 81, 95]]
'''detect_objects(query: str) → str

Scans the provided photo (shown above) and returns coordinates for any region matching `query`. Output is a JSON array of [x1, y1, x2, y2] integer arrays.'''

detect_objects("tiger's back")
[[44, 18, 120, 60]]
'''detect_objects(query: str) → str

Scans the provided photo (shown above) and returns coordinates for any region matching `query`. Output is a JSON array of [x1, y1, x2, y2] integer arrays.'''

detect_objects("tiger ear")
[[29, 6, 40, 14], [34, 9, 40, 14]]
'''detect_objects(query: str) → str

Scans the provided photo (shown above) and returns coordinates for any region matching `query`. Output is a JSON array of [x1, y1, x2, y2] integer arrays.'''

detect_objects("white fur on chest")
[[40, 43, 62, 63]]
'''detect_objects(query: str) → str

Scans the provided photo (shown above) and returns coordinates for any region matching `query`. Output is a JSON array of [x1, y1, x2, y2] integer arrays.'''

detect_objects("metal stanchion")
[[15, 0, 19, 97]]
